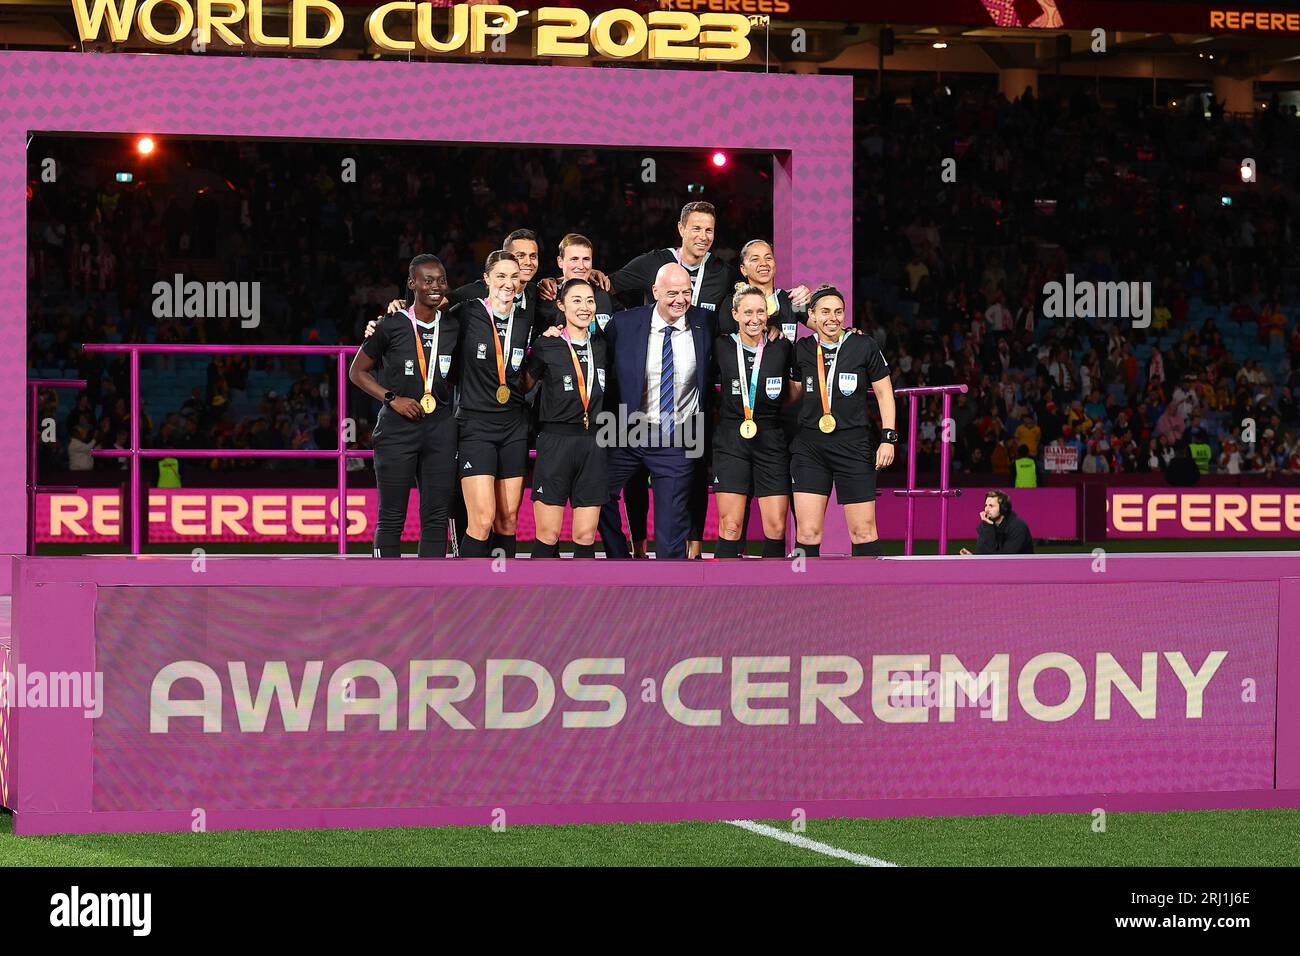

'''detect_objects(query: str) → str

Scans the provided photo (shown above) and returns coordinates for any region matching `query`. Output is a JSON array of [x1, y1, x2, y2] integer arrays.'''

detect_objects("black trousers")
[[623, 464, 650, 542], [372, 411, 458, 557]]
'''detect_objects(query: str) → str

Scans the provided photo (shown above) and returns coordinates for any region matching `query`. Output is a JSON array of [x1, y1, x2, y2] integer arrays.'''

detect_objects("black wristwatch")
[[383, 390, 396, 406], [881, 428, 899, 444]]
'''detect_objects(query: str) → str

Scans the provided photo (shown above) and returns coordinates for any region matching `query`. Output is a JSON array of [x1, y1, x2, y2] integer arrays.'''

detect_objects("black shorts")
[[532, 430, 608, 507], [712, 419, 791, 498], [458, 412, 529, 480], [790, 427, 877, 504]]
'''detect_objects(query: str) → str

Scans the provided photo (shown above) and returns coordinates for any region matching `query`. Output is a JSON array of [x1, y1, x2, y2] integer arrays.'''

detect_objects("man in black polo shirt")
[[605, 201, 737, 325], [534, 233, 621, 335]]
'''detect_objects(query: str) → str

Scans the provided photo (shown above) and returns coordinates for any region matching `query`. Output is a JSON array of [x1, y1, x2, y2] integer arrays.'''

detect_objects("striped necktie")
[[659, 324, 675, 440]]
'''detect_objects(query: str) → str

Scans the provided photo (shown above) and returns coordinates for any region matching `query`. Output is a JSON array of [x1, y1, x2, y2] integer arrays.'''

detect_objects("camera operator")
[[959, 489, 1034, 555]]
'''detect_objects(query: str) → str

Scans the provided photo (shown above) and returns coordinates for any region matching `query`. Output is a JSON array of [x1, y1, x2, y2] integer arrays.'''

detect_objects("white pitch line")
[[726, 819, 898, 867]]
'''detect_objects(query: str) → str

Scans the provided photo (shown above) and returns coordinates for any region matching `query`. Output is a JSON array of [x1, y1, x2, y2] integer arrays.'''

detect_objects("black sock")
[[531, 538, 559, 559], [796, 543, 820, 557], [460, 533, 490, 558], [852, 540, 883, 557], [715, 538, 742, 559], [494, 534, 517, 558], [762, 537, 787, 558], [573, 542, 596, 558]]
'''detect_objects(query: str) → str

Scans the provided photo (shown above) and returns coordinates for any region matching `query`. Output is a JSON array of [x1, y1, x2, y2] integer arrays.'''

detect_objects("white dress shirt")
[[643, 306, 699, 426]]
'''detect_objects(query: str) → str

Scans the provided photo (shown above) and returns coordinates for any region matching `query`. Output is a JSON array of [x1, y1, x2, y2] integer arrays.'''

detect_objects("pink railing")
[[81, 344, 369, 555], [43, 349, 965, 557], [892, 383, 969, 556], [28, 377, 89, 556]]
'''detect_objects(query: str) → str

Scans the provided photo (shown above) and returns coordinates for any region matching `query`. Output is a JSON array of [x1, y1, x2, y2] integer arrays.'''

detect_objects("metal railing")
[[81, 344, 370, 555], [43, 348, 968, 557], [892, 383, 968, 556], [28, 377, 89, 556]]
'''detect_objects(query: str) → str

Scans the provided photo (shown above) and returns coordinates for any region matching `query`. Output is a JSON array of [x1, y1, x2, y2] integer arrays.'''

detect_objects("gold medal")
[[740, 419, 758, 439], [406, 307, 441, 417], [815, 334, 843, 436], [485, 298, 516, 409]]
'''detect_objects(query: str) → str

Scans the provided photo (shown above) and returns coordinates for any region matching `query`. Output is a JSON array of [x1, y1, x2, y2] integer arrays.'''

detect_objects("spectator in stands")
[[1013, 412, 1040, 457], [1013, 444, 1037, 487], [1164, 441, 1202, 486], [68, 425, 94, 471], [1217, 438, 1242, 474]]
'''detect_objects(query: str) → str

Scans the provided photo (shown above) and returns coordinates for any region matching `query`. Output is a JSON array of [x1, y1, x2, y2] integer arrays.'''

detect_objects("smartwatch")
[[383, 390, 396, 406], [881, 428, 899, 444]]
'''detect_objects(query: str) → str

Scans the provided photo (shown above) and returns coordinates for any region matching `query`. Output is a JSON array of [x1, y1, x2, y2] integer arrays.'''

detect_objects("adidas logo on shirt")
[[463, 461, 472, 470]]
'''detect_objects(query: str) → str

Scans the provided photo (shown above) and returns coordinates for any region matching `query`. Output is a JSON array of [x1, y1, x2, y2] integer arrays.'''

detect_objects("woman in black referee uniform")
[[522, 278, 609, 558], [788, 286, 898, 557], [735, 239, 812, 343], [349, 254, 459, 557], [456, 250, 534, 558], [712, 285, 792, 558]]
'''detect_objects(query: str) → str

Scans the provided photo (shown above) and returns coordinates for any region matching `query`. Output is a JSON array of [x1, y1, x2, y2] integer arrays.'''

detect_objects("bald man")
[[595, 263, 716, 560]]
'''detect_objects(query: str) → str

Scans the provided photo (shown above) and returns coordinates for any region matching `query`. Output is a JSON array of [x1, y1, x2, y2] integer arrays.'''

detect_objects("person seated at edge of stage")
[[959, 489, 1034, 556]]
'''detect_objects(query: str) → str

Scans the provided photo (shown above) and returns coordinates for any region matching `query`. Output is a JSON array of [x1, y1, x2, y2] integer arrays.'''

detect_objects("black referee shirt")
[[360, 309, 460, 407], [534, 284, 620, 337], [609, 248, 737, 326], [714, 335, 791, 423], [765, 288, 806, 344], [791, 333, 890, 431], [455, 298, 535, 416], [525, 333, 608, 429]]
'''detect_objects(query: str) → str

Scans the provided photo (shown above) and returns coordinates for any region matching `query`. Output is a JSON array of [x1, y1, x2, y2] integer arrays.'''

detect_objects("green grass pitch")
[[4, 809, 1298, 867]]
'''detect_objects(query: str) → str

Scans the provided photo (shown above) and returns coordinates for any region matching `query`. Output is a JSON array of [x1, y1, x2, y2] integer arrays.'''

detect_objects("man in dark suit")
[[598, 263, 713, 560]]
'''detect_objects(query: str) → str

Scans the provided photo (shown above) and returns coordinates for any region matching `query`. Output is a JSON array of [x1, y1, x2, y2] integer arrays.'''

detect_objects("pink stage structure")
[[4, 53, 1299, 836], [5, 553, 1300, 835]]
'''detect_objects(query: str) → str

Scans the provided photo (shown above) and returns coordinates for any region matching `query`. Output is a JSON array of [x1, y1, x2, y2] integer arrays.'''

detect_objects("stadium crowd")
[[26, 78, 1300, 481]]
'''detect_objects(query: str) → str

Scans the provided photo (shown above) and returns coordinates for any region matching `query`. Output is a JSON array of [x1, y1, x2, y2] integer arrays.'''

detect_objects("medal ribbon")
[[732, 333, 765, 424], [481, 297, 517, 394], [405, 306, 440, 399], [815, 331, 845, 419], [560, 328, 593, 425]]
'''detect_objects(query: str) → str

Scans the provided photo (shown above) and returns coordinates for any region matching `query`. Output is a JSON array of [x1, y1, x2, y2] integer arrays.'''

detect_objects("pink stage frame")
[[1, 50, 854, 562]]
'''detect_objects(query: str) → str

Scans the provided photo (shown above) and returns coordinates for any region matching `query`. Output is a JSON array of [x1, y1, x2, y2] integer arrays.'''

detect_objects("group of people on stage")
[[349, 201, 899, 560]]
